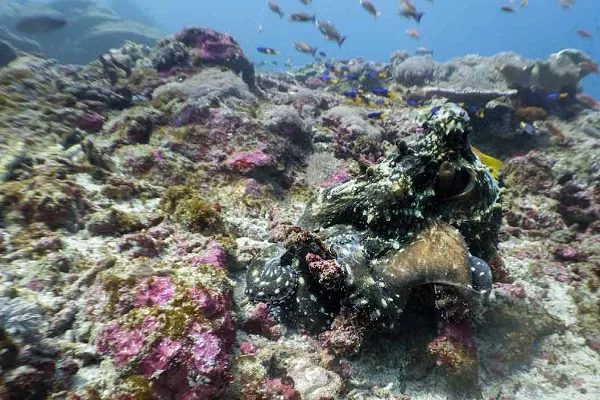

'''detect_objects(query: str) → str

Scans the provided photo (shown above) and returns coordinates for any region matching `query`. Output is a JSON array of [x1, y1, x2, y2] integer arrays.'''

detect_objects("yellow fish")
[[471, 146, 503, 180]]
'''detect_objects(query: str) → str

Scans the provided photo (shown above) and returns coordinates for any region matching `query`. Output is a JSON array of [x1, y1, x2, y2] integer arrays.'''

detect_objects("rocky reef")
[[1, 24, 599, 400]]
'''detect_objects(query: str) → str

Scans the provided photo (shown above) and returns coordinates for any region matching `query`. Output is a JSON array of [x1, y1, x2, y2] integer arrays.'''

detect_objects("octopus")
[[246, 103, 502, 332]]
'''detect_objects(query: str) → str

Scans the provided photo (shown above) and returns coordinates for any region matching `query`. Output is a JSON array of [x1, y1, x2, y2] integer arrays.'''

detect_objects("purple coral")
[[133, 276, 175, 307], [139, 338, 183, 378], [305, 253, 343, 289], [173, 27, 255, 88], [96, 322, 146, 366], [227, 145, 273, 172], [191, 240, 228, 269]]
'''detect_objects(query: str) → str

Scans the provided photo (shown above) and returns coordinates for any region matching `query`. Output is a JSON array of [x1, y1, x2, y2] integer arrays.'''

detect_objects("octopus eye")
[[435, 161, 475, 200]]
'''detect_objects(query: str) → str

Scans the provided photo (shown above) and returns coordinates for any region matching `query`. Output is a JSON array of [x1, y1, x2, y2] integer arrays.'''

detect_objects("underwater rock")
[[246, 103, 501, 332], [152, 67, 257, 108], [170, 27, 256, 89], [392, 56, 435, 86], [287, 358, 343, 400], [499, 49, 597, 93]]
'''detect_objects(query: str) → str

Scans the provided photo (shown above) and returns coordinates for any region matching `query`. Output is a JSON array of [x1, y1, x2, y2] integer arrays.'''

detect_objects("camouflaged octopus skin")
[[246, 103, 502, 331]]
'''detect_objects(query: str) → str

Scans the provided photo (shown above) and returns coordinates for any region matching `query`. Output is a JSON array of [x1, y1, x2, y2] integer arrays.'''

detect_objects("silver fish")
[[289, 12, 316, 22], [294, 41, 317, 56], [300, 0, 312, 5], [316, 20, 347, 47], [415, 47, 433, 56], [360, 1, 381, 18], [399, 0, 424, 23], [267, 1, 284, 18]]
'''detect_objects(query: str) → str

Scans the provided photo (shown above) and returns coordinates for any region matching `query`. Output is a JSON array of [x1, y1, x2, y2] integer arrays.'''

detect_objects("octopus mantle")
[[246, 103, 502, 331]]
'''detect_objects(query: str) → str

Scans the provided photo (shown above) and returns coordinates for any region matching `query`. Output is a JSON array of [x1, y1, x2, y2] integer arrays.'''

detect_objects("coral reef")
[[0, 24, 599, 400]]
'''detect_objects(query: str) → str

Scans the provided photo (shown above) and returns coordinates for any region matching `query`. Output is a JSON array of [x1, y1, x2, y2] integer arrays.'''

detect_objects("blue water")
[[132, 0, 600, 96]]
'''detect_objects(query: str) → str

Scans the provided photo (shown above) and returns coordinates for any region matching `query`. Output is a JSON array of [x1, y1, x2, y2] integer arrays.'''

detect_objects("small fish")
[[346, 72, 360, 80], [431, 106, 440, 115], [471, 146, 503, 180], [272, 61, 279, 66], [407, 99, 420, 107], [576, 93, 600, 109], [319, 74, 338, 84], [367, 111, 386, 119], [546, 92, 568, 100], [255, 60, 268, 67], [360, 1, 381, 18], [16, 14, 67, 33], [520, 0, 528, 7], [501, 5, 515, 12], [294, 41, 317, 56], [258, 24, 263, 33], [559, 0, 575, 8], [372, 87, 396, 99], [406, 29, 419, 40], [576, 29, 592, 38], [257, 46, 280, 55], [318, 51, 327, 58], [267, 1, 284, 18], [365, 70, 382, 79], [343, 90, 359, 99], [289, 12, 316, 22], [580, 124, 600, 139], [316, 20, 347, 47], [300, 0, 312, 4], [399, 0, 424, 23], [520, 121, 536, 136], [285, 58, 293, 68], [415, 47, 433, 56]]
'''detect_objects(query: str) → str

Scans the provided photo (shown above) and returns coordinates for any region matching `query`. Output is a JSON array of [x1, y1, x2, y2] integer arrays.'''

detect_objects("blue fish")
[[343, 90, 358, 98], [366, 111, 385, 119], [407, 99, 419, 107], [346, 73, 360, 80], [366, 70, 379, 79], [431, 106, 440, 115]]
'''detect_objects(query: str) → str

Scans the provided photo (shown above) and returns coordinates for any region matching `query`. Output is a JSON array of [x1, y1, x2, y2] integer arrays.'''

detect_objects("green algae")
[[160, 185, 222, 234]]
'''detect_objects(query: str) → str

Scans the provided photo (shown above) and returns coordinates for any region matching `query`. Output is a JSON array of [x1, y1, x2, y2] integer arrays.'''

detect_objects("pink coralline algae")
[[139, 338, 183, 378], [427, 320, 477, 377], [265, 378, 301, 400], [188, 322, 229, 378], [553, 246, 588, 262], [96, 322, 147, 366], [238, 341, 256, 355], [191, 240, 228, 269], [173, 27, 255, 88], [133, 276, 175, 307], [188, 287, 229, 318], [243, 302, 281, 340], [77, 112, 104, 133], [321, 169, 351, 188], [227, 145, 273, 172], [305, 252, 343, 289]]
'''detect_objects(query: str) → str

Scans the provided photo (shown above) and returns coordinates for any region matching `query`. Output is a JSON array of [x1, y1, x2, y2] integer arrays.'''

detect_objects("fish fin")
[[414, 12, 424, 23], [312, 14, 316, 22], [376, 12, 382, 18], [312, 47, 317, 57], [338, 36, 347, 47]]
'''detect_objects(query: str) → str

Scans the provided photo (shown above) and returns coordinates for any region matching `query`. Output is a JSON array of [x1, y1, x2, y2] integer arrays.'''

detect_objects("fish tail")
[[278, 11, 284, 18], [338, 36, 347, 47], [311, 47, 317, 57], [312, 14, 316, 23], [414, 12, 424, 23]]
